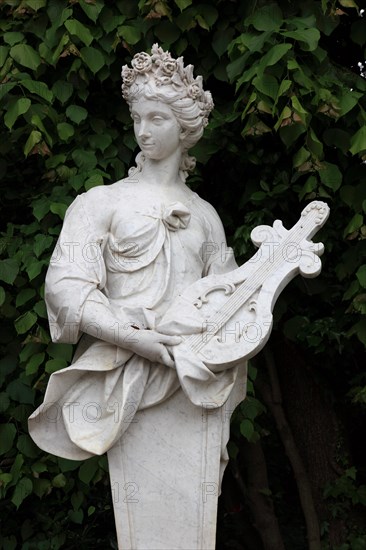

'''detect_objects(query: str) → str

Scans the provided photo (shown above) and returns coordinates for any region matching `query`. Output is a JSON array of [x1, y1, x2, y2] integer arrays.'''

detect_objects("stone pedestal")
[[107, 364, 246, 550]]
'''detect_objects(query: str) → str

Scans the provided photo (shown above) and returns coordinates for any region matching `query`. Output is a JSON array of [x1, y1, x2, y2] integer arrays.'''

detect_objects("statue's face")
[[130, 98, 182, 161]]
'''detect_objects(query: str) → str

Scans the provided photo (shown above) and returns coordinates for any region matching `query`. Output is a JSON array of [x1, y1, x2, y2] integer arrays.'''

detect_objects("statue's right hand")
[[122, 329, 181, 368]]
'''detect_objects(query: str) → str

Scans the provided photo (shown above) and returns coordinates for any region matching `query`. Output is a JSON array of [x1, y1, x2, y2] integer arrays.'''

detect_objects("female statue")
[[29, 45, 328, 549], [29, 45, 245, 550], [29, 44, 240, 462]]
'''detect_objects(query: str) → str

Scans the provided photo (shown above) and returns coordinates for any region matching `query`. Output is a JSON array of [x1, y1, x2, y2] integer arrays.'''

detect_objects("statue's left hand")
[[122, 329, 181, 368]]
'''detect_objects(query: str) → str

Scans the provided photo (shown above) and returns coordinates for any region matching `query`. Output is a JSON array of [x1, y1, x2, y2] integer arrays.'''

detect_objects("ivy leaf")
[[4, 98, 31, 130], [240, 418, 255, 440], [24, 0, 46, 10], [79, 0, 104, 22], [350, 20, 366, 47], [33, 478, 52, 499], [47, 343, 73, 362], [0, 259, 19, 284], [197, 5, 218, 27], [348, 319, 366, 346], [250, 5, 283, 31], [71, 490, 84, 511], [293, 146, 310, 168], [85, 173, 103, 190], [356, 265, 366, 288], [24, 130, 42, 157], [21, 80, 53, 103], [154, 21, 180, 44], [26, 261, 46, 281], [252, 74, 278, 100], [50, 202, 68, 219], [12, 478, 33, 509], [259, 43, 292, 70], [65, 19, 94, 46], [69, 509, 84, 524], [7, 379, 35, 404], [118, 25, 141, 45], [52, 473, 67, 488], [0, 424, 16, 454], [0, 46, 9, 67], [16, 288, 36, 307], [282, 28, 320, 51], [34, 234, 53, 258], [174, 0, 192, 10], [80, 46, 105, 74], [14, 311, 37, 334], [45, 358, 67, 374], [33, 197, 51, 222], [339, 0, 358, 6], [4, 32, 24, 46], [10, 44, 41, 70], [339, 91, 362, 116], [88, 133, 112, 152], [57, 122, 75, 141], [17, 434, 40, 458], [0, 82, 16, 101], [66, 105, 88, 124], [52, 80, 73, 104], [212, 28, 235, 58], [72, 149, 97, 170], [350, 127, 366, 155], [25, 352, 45, 375], [343, 214, 363, 238], [319, 162, 342, 192], [79, 457, 99, 484]]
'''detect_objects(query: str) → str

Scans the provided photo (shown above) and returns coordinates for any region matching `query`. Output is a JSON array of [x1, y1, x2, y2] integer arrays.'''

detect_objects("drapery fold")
[[29, 189, 240, 459]]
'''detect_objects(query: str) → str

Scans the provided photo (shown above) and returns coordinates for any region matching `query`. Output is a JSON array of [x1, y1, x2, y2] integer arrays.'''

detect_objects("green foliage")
[[1, 0, 366, 547]]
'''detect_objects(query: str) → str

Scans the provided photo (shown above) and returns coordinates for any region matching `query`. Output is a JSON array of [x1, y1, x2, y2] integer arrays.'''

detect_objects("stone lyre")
[[158, 200, 330, 370]]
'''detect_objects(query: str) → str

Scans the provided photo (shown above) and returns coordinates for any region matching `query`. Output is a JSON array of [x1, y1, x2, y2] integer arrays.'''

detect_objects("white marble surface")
[[28, 45, 329, 550], [29, 45, 244, 549]]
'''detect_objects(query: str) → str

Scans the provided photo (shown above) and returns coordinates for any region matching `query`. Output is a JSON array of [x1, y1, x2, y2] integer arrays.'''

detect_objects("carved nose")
[[138, 122, 151, 138]]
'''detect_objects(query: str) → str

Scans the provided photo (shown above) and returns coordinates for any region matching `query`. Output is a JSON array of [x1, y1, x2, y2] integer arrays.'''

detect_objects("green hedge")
[[1, 0, 366, 548]]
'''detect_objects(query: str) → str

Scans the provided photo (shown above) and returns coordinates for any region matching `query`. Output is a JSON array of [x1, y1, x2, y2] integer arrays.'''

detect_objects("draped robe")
[[28, 182, 241, 460]]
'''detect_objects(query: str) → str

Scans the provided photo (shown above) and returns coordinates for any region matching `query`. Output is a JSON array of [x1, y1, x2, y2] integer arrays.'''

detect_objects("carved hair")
[[121, 44, 214, 179]]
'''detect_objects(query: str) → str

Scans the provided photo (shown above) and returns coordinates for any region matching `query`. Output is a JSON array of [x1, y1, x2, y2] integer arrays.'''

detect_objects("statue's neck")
[[139, 149, 184, 188]]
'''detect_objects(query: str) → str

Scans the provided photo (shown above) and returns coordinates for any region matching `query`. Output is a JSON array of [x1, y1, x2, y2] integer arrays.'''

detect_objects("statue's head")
[[121, 44, 214, 177]]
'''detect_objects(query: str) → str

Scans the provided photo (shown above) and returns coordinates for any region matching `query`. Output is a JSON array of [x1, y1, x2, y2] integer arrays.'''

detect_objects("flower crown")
[[121, 44, 214, 127]]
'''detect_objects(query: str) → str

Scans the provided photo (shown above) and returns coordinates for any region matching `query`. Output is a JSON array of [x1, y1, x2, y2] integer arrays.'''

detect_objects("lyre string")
[[187, 210, 322, 353]]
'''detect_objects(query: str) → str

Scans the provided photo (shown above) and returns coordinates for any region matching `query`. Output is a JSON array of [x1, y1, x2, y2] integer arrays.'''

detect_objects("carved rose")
[[187, 83, 202, 100], [121, 66, 136, 85], [161, 59, 176, 76], [131, 52, 152, 73]]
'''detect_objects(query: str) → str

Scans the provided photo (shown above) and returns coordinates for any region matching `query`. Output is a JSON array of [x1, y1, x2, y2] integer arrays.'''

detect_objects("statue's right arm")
[[45, 188, 179, 367]]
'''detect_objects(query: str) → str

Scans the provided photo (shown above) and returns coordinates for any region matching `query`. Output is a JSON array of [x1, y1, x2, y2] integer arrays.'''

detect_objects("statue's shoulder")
[[72, 182, 124, 215], [190, 192, 223, 227]]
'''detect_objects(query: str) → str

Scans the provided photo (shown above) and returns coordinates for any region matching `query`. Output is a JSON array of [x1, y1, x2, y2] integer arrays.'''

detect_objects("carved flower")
[[204, 91, 214, 112], [187, 82, 202, 100], [121, 66, 136, 85], [162, 203, 191, 232], [131, 52, 152, 73], [161, 58, 176, 76]]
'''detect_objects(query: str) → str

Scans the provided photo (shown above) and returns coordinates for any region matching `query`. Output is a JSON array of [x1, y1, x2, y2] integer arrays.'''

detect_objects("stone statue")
[[29, 45, 329, 549]]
